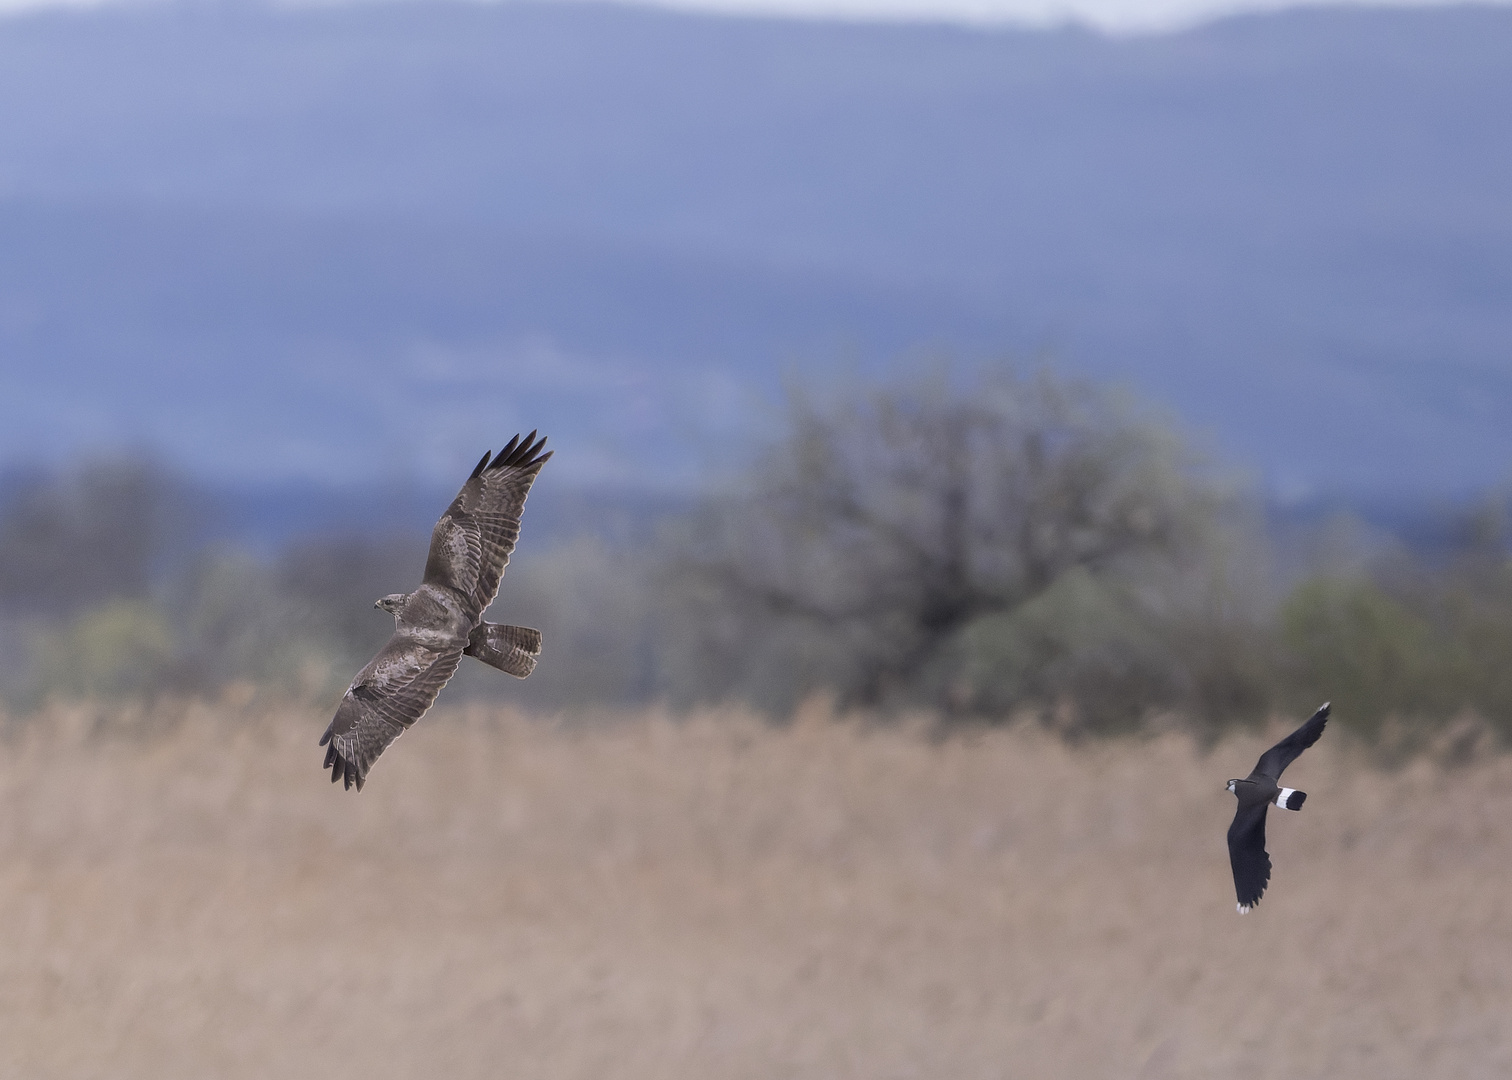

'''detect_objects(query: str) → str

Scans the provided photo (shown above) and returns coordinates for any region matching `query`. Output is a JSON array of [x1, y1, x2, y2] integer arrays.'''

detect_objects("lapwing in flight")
[[1226, 702, 1330, 913]]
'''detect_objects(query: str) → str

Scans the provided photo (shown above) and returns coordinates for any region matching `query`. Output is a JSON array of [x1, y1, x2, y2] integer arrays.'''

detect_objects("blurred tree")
[[1281, 577, 1438, 739], [168, 550, 332, 695], [0, 457, 192, 615], [276, 533, 426, 670], [32, 599, 176, 699], [667, 368, 1267, 729], [1280, 491, 1512, 745]]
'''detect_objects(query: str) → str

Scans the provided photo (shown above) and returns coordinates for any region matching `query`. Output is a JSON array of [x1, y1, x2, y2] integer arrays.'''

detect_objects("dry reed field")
[[0, 698, 1508, 1079]]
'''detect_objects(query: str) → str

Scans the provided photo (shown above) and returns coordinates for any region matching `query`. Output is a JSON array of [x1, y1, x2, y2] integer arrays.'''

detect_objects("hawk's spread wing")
[[319, 634, 465, 790], [1254, 702, 1330, 782], [423, 433, 551, 620], [1227, 801, 1272, 912]]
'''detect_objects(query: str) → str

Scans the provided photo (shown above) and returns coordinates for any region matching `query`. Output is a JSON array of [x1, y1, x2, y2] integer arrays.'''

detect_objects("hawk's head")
[[374, 593, 409, 617]]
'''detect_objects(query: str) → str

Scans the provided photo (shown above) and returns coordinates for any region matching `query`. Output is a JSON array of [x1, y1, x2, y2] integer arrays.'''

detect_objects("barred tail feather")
[[1275, 787, 1306, 811], [464, 623, 542, 678]]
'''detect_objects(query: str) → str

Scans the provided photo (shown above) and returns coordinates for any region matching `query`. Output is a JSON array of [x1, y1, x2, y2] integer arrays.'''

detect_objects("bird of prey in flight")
[[1225, 702, 1330, 913], [320, 433, 551, 790]]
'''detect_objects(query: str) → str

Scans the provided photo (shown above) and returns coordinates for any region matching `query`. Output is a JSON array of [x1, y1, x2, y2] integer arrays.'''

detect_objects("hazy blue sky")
[[633, 0, 1475, 32], [2, 0, 1508, 498], [0, 0, 1495, 33]]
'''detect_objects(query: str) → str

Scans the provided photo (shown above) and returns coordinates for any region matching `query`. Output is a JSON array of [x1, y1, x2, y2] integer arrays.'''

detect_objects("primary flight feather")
[[319, 432, 552, 791]]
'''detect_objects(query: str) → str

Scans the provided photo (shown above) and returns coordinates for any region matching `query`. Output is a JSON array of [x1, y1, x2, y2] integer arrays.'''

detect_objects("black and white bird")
[[1225, 702, 1330, 913]]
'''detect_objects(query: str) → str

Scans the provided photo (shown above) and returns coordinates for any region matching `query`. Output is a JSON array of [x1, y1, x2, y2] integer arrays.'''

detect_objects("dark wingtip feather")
[[484, 431, 551, 472], [513, 431, 540, 466], [494, 434, 521, 464], [323, 745, 335, 768], [326, 751, 361, 791], [1301, 702, 1331, 745], [319, 729, 331, 747], [469, 450, 492, 479]]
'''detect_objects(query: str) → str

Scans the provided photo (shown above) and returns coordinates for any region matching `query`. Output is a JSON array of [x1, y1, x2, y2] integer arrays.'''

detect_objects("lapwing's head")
[[374, 593, 409, 616], [1226, 779, 1241, 794]]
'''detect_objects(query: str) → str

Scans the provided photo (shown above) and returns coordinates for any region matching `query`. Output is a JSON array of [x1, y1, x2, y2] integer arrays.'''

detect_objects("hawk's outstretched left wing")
[[319, 634, 464, 791]]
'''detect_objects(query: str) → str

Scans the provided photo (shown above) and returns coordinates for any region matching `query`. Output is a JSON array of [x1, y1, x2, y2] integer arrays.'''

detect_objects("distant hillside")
[[0, 1, 1508, 496]]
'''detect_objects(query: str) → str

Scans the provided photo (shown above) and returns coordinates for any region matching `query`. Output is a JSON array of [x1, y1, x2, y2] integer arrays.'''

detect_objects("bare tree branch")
[[665, 367, 1262, 725]]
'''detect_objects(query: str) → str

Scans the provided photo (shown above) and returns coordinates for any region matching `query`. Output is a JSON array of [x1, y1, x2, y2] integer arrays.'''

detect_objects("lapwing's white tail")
[[1275, 787, 1306, 811]]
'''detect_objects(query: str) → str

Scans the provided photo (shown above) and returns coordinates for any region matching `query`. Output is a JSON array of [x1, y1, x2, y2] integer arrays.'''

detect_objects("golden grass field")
[[0, 697, 1508, 1079]]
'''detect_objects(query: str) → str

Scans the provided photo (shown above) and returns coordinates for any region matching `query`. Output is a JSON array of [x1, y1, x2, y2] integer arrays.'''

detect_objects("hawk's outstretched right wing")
[[422, 433, 551, 621]]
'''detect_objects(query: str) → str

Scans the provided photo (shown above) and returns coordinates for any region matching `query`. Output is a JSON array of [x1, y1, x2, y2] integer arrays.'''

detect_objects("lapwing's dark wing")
[[423, 433, 551, 621], [1253, 702, 1331, 782], [1227, 801, 1272, 912], [319, 634, 465, 791]]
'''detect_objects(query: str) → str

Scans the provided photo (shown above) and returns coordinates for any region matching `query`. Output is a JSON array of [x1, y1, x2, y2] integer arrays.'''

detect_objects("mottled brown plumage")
[[320, 433, 551, 790]]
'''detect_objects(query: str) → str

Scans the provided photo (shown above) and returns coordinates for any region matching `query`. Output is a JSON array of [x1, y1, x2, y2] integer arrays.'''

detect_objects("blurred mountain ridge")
[[0, 0, 1508, 496]]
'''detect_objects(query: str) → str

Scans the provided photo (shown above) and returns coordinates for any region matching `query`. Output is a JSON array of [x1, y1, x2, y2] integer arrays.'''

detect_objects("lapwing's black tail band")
[[1275, 787, 1306, 810]]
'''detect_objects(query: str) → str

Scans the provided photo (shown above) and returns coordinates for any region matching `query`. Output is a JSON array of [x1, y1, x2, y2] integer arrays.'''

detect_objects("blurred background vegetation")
[[2, 364, 1509, 751]]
